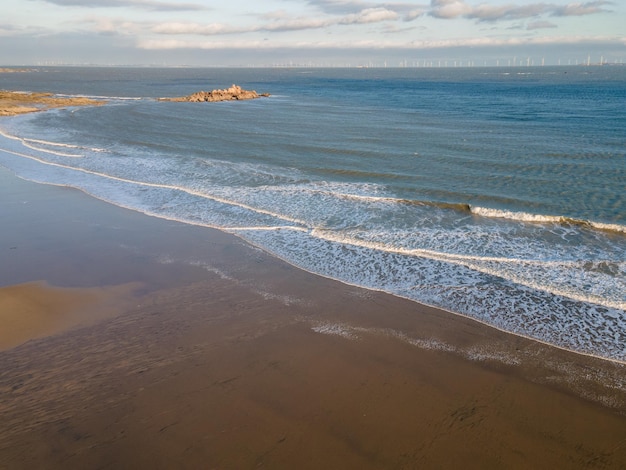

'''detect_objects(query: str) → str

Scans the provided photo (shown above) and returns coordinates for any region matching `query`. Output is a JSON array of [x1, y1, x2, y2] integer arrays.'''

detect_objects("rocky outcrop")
[[0, 68, 34, 73], [0, 91, 104, 117], [160, 84, 270, 103]]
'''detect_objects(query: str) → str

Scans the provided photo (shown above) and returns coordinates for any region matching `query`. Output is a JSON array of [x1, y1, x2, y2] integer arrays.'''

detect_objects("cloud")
[[151, 6, 402, 37], [404, 9, 424, 21], [263, 17, 336, 32], [152, 22, 246, 35], [36, 0, 208, 11], [151, 18, 336, 36], [468, 4, 552, 21], [305, 0, 376, 15], [430, 0, 472, 19], [429, 0, 612, 22], [306, 0, 424, 20], [552, 1, 612, 16], [527, 20, 558, 30], [88, 16, 143, 35], [135, 34, 625, 51], [339, 7, 398, 24], [0, 23, 21, 34]]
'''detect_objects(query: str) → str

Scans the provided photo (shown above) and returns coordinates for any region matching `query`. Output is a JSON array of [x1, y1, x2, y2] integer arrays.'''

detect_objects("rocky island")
[[159, 84, 270, 103]]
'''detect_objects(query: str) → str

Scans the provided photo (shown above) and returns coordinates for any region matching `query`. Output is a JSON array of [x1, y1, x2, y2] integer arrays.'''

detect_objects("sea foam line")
[[0, 130, 107, 157], [24, 137, 83, 149], [2, 143, 625, 365], [21, 141, 83, 158], [5, 138, 619, 311], [24, 137, 107, 153], [0, 144, 310, 229], [0, 130, 83, 157], [269, 184, 625, 236], [310, 228, 626, 311], [471, 206, 626, 234], [278, 185, 625, 235]]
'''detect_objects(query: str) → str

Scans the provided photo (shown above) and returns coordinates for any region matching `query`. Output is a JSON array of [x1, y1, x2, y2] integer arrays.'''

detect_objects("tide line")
[[0, 144, 310, 229], [310, 228, 625, 311]]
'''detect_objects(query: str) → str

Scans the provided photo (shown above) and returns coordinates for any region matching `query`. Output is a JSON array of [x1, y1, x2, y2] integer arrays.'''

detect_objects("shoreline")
[[2, 165, 626, 467], [1, 101, 623, 364], [2, 130, 622, 366], [0, 90, 105, 116]]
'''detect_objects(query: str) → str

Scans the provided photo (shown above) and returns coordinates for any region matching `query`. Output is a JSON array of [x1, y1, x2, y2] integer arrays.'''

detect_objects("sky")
[[1, 0, 624, 66]]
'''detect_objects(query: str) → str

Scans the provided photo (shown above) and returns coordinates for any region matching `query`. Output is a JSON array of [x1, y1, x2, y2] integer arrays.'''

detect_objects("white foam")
[[0, 144, 309, 230], [471, 206, 626, 234], [22, 141, 82, 158], [311, 323, 358, 340], [472, 206, 562, 223], [254, 290, 304, 306], [0, 129, 110, 158], [2, 124, 624, 363]]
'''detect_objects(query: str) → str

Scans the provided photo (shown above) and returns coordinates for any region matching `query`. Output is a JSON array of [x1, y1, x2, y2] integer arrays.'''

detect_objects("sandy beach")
[[1, 162, 626, 468]]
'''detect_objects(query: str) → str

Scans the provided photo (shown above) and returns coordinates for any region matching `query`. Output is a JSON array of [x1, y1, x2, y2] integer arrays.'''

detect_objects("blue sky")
[[1, 0, 624, 66]]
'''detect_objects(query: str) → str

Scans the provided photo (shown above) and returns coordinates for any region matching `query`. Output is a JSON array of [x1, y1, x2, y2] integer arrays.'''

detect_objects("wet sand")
[[1, 166, 626, 469], [0, 281, 140, 351]]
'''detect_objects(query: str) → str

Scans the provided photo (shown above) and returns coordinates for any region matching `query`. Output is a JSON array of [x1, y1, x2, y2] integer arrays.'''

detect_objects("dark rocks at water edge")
[[159, 84, 270, 103]]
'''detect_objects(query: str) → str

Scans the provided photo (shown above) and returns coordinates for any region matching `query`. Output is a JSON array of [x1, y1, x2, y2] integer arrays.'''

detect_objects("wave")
[[55, 93, 145, 101], [291, 189, 623, 236], [309, 228, 625, 311], [241, 227, 626, 362], [302, 190, 623, 235], [297, 189, 472, 212], [0, 130, 108, 158], [23, 137, 106, 153], [0, 143, 309, 229], [2, 134, 625, 361], [471, 206, 626, 234], [21, 141, 83, 158], [3, 126, 623, 244]]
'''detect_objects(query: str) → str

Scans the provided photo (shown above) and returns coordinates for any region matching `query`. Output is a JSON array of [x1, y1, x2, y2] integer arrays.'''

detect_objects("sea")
[[0, 66, 624, 362]]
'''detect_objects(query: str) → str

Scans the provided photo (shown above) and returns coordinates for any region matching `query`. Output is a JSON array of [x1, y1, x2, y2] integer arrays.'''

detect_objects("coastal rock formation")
[[0, 91, 104, 116], [0, 68, 34, 73], [160, 84, 270, 103]]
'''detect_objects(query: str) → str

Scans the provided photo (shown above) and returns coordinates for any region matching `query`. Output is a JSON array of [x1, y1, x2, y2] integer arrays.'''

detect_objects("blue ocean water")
[[1, 66, 624, 361]]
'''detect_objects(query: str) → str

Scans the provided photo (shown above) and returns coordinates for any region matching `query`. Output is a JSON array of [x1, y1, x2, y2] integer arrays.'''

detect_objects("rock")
[[160, 84, 270, 103], [0, 91, 104, 116]]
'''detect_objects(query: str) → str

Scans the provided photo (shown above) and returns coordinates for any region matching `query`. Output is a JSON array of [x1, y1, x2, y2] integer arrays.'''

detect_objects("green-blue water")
[[1, 66, 624, 360]]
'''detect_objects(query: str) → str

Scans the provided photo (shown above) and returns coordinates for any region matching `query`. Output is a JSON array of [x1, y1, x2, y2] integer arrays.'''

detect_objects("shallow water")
[[0, 66, 624, 360]]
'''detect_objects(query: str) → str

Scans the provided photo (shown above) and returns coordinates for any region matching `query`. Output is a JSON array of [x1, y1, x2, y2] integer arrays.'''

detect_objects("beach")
[[2, 165, 626, 469], [1, 69, 626, 468]]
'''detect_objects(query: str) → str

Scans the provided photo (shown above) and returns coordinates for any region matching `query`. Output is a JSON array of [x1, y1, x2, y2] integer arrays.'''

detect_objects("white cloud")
[[340, 7, 398, 24], [264, 17, 336, 32], [34, 0, 208, 11], [429, 0, 612, 22], [3, 0, 622, 66], [552, 1, 612, 17], [136, 33, 625, 51], [404, 9, 424, 21], [152, 22, 246, 35], [430, 0, 472, 19], [148, 6, 401, 37]]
